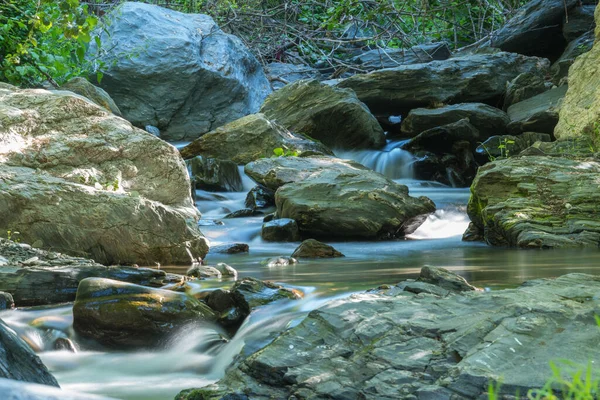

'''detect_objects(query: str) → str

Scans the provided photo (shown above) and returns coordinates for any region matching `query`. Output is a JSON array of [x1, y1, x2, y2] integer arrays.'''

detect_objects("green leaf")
[[273, 147, 284, 157]]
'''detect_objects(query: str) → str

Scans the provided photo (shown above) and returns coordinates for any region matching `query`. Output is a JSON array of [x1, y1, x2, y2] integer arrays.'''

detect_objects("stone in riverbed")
[[73, 278, 217, 348], [291, 239, 344, 258], [503, 72, 554, 110], [0, 85, 207, 265], [87, 2, 271, 141], [180, 113, 331, 164], [260, 79, 386, 150], [506, 85, 567, 135], [187, 265, 222, 279], [261, 219, 301, 242], [0, 292, 14, 310], [417, 266, 478, 292], [466, 156, 600, 248], [401, 119, 481, 153], [245, 185, 275, 210], [209, 243, 249, 255], [186, 157, 242, 192], [550, 31, 595, 85], [262, 257, 299, 267], [179, 271, 600, 399], [337, 52, 549, 114], [232, 277, 301, 309]]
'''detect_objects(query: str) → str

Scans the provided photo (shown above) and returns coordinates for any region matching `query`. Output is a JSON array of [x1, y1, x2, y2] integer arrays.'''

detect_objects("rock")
[[0, 292, 14, 310], [245, 185, 275, 210], [213, 263, 238, 278], [87, 2, 271, 141], [550, 31, 595, 84], [338, 52, 549, 114], [262, 219, 301, 242], [400, 103, 509, 139], [187, 265, 222, 279], [260, 79, 386, 150], [145, 125, 160, 137], [0, 318, 59, 386], [417, 266, 477, 292], [562, 5, 596, 42], [467, 156, 600, 248], [506, 85, 567, 135], [554, 7, 600, 146], [73, 278, 217, 348], [224, 208, 262, 219], [490, 0, 578, 59], [265, 62, 322, 90], [351, 42, 451, 70], [178, 272, 600, 399], [262, 257, 299, 267], [53, 337, 77, 352], [206, 289, 245, 329], [0, 378, 117, 400], [180, 113, 331, 164], [401, 119, 481, 153], [503, 72, 554, 110], [209, 244, 249, 255], [245, 155, 369, 191], [291, 239, 344, 258], [462, 222, 484, 242], [0, 238, 174, 306], [59, 77, 122, 116], [0, 86, 207, 265], [476, 132, 552, 160], [186, 157, 242, 192], [232, 277, 301, 309]]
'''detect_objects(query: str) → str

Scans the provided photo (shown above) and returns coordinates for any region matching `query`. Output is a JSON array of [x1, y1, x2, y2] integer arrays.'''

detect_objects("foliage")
[[0, 0, 98, 87], [272, 147, 299, 157]]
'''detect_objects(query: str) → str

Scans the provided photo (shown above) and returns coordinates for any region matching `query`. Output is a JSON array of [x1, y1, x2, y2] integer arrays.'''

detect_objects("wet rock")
[[461, 222, 484, 242], [401, 119, 480, 153], [476, 132, 551, 159], [209, 244, 249, 255], [554, 7, 600, 146], [186, 157, 242, 192], [490, 0, 578, 60], [0, 319, 58, 386], [351, 42, 451, 70], [507, 85, 567, 135], [232, 277, 301, 310], [417, 266, 477, 292], [263, 213, 276, 223], [338, 52, 549, 114], [245, 185, 275, 210], [180, 272, 600, 399], [251, 156, 436, 238], [262, 257, 299, 267], [59, 77, 122, 116], [187, 265, 222, 279], [73, 278, 217, 348], [550, 31, 595, 84], [53, 337, 77, 352], [87, 2, 271, 141], [262, 219, 301, 242], [291, 239, 344, 258], [0, 238, 173, 306], [400, 103, 509, 139], [180, 113, 331, 164], [467, 156, 600, 248], [206, 289, 245, 329], [0, 292, 14, 310], [503, 72, 553, 110], [213, 263, 238, 278], [0, 86, 207, 265], [562, 5, 596, 42], [265, 62, 322, 90], [223, 208, 262, 219], [260, 79, 386, 149]]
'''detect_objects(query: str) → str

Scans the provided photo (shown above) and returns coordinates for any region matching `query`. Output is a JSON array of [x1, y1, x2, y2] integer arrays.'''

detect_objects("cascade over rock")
[[87, 2, 271, 141], [337, 52, 549, 114], [0, 85, 207, 265]]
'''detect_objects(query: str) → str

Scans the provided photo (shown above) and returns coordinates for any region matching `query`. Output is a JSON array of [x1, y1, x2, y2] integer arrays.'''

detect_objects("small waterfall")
[[335, 140, 414, 180]]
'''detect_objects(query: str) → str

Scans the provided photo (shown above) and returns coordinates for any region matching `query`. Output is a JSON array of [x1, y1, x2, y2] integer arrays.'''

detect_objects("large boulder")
[[0, 318, 59, 386], [338, 53, 549, 114], [400, 103, 509, 139], [73, 278, 217, 348], [466, 156, 600, 248], [180, 113, 331, 164], [178, 272, 600, 399], [506, 85, 568, 135], [0, 85, 207, 265], [87, 2, 271, 141], [351, 42, 451, 70], [490, 0, 579, 60], [554, 6, 600, 147], [260, 79, 386, 150]]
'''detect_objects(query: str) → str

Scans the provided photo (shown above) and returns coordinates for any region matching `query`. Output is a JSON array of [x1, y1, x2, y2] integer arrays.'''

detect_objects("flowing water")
[[4, 141, 600, 399]]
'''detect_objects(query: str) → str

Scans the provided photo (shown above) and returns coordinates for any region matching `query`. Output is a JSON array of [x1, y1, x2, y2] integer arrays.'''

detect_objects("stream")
[[3, 141, 600, 399]]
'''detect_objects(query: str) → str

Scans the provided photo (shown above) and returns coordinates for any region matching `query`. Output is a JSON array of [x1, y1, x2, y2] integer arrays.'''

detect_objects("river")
[[2, 142, 600, 399]]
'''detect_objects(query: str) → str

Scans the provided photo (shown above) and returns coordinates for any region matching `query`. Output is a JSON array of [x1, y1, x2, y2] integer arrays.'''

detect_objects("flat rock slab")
[[179, 272, 600, 399], [467, 156, 600, 248], [507, 85, 567, 135]]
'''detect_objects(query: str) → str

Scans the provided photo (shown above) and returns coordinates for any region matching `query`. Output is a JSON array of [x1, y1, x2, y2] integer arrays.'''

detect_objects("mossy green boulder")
[[59, 77, 122, 116]]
